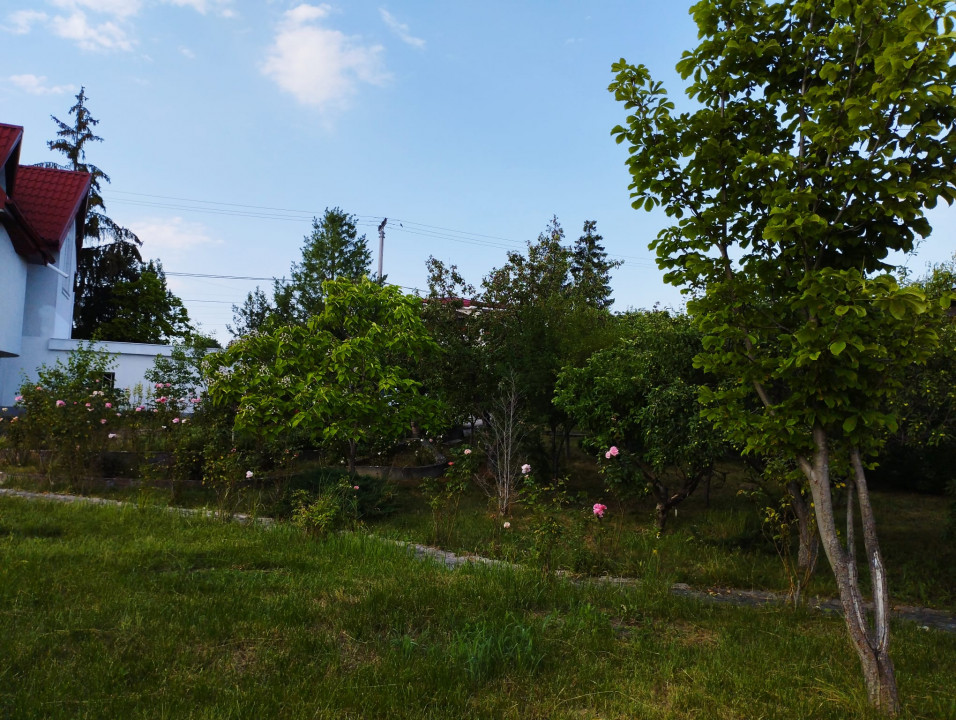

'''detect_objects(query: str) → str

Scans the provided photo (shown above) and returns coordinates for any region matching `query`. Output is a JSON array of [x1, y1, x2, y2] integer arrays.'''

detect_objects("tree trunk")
[[798, 426, 900, 715], [348, 439, 357, 476], [787, 479, 819, 605]]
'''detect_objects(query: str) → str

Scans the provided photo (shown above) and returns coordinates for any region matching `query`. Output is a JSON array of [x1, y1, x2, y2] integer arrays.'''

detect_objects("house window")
[[102, 372, 116, 390]]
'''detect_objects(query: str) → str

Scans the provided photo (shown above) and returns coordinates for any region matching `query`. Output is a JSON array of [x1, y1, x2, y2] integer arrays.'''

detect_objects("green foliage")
[[555, 311, 722, 529], [609, 0, 956, 465], [420, 257, 488, 426], [610, 1, 956, 709], [273, 207, 373, 324], [13, 343, 122, 484], [478, 217, 619, 477], [207, 277, 445, 473], [227, 286, 273, 339], [145, 334, 219, 404], [420, 446, 474, 544], [569, 219, 622, 311], [290, 478, 361, 537], [92, 260, 193, 343], [877, 256, 956, 493]]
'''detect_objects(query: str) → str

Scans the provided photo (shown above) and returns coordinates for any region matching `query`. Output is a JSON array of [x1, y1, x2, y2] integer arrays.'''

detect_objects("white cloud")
[[179, 46, 196, 59], [6, 10, 48, 34], [262, 3, 389, 111], [379, 9, 424, 49], [6, 0, 232, 52], [129, 217, 223, 259], [9, 74, 76, 95], [163, 0, 235, 18], [50, 10, 134, 51], [50, 0, 142, 19]]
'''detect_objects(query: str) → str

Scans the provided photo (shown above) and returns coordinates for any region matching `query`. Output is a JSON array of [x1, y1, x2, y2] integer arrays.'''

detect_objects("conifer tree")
[[48, 88, 193, 342], [272, 207, 372, 324], [570, 220, 621, 310]]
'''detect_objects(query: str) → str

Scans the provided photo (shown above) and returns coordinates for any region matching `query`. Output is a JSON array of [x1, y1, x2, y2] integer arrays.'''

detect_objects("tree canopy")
[[207, 277, 443, 473], [610, 0, 956, 712], [272, 207, 372, 324]]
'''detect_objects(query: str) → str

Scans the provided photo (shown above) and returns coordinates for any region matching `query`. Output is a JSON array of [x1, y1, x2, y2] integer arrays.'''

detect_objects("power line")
[[103, 190, 659, 267]]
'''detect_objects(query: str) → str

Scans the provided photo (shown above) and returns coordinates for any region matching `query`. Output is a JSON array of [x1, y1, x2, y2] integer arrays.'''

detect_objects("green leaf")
[[829, 340, 847, 356]]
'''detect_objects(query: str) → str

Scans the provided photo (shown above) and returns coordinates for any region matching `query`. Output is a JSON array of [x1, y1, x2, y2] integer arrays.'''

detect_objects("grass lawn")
[[1, 496, 953, 719]]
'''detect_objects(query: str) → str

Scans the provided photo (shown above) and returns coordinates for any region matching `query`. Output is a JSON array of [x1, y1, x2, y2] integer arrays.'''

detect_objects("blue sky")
[[3, 1, 953, 342]]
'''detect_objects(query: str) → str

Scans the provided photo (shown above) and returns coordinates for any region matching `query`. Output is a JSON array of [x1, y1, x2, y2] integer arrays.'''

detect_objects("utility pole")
[[378, 218, 387, 281]]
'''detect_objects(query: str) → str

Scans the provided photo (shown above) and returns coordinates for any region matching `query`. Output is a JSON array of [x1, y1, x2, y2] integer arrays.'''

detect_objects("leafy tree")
[[227, 287, 274, 339], [93, 261, 192, 343], [569, 220, 621, 310], [146, 334, 222, 403], [420, 257, 488, 428], [610, 0, 956, 712], [13, 343, 122, 484], [272, 208, 372, 324], [555, 311, 721, 532], [206, 277, 444, 474], [878, 255, 956, 493], [480, 218, 575, 476], [479, 216, 619, 477]]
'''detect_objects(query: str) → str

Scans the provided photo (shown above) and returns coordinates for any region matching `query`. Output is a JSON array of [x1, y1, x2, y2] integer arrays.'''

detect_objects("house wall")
[[21, 223, 75, 343], [0, 225, 27, 358], [0, 337, 173, 407]]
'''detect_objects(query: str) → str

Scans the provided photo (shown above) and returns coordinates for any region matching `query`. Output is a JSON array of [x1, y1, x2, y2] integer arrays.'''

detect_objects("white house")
[[0, 122, 172, 407]]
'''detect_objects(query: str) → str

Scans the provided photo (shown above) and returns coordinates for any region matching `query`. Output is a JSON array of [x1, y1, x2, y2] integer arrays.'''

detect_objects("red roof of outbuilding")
[[0, 123, 22, 169], [12, 165, 90, 254]]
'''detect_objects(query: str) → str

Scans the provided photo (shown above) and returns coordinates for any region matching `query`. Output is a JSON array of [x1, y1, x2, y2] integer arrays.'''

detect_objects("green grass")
[[3, 451, 954, 611], [1, 496, 954, 719], [370, 473, 956, 612]]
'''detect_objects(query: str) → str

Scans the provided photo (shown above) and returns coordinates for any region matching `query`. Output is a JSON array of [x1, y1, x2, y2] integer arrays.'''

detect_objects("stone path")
[[2, 487, 953, 633]]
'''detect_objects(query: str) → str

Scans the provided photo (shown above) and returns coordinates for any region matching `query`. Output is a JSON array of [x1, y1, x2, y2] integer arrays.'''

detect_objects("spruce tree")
[[272, 207, 372, 324], [47, 87, 192, 342], [228, 287, 274, 338], [569, 220, 620, 310]]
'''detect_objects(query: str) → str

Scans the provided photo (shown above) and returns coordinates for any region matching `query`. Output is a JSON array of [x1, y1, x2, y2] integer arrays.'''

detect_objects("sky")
[[3, 1, 954, 343]]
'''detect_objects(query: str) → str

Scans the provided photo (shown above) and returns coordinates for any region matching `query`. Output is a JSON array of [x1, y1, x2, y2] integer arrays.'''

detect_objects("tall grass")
[[1, 496, 953, 719]]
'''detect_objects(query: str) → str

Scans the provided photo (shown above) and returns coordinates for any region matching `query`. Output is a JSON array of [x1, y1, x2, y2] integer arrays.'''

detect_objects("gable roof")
[[0, 123, 21, 168], [0, 123, 23, 193], [0, 122, 91, 264], [12, 165, 91, 254]]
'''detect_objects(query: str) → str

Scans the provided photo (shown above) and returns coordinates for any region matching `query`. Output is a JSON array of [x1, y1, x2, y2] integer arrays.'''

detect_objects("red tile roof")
[[0, 123, 22, 169], [12, 165, 90, 254]]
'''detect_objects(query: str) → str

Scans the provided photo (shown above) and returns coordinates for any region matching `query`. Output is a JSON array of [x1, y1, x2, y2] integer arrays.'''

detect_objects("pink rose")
[[521, 464, 531, 475], [172, 418, 180, 424], [56, 400, 66, 407], [592, 503, 607, 519], [105, 402, 112, 409], [464, 449, 472, 455], [100, 419, 107, 424]]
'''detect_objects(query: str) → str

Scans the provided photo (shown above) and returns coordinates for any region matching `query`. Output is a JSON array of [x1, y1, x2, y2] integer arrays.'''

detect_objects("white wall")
[[0, 227, 27, 358], [0, 337, 173, 407]]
